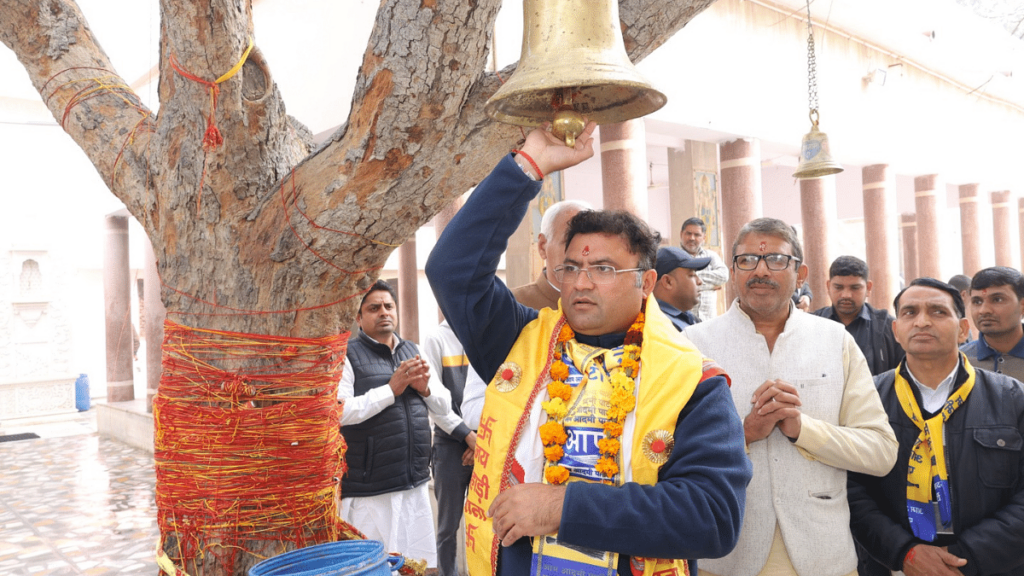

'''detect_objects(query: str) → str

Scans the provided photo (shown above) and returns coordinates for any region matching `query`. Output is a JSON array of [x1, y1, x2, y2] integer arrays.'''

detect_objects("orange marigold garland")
[[542, 311, 644, 485]]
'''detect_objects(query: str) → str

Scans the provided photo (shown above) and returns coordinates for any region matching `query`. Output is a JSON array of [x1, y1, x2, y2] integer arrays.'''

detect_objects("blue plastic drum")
[[248, 540, 404, 576]]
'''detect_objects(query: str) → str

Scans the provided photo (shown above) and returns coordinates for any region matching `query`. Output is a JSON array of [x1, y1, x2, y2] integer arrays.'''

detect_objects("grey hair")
[[731, 218, 804, 262], [540, 199, 593, 245]]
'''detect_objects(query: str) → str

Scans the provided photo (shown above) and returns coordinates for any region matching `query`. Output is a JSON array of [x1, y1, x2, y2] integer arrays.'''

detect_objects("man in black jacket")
[[338, 280, 453, 568], [813, 255, 904, 375], [848, 277, 1024, 576]]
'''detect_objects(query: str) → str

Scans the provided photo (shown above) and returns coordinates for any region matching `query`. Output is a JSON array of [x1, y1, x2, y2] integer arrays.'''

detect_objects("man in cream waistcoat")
[[686, 217, 898, 576]]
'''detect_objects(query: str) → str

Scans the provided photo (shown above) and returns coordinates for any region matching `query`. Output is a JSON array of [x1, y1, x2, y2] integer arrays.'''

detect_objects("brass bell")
[[485, 0, 667, 146], [793, 111, 843, 179]]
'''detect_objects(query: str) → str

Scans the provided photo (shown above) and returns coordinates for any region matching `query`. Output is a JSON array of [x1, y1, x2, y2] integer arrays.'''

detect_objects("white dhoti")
[[341, 483, 438, 568]]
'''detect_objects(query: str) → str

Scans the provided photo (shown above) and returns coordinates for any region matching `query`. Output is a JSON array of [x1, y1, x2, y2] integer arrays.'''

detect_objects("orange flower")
[[539, 421, 568, 446], [598, 437, 620, 456], [550, 361, 570, 382], [547, 380, 571, 402], [607, 405, 626, 421], [544, 445, 565, 462], [558, 324, 575, 343], [545, 465, 570, 485], [595, 456, 619, 478], [603, 420, 624, 437], [620, 357, 639, 376], [611, 390, 636, 413]]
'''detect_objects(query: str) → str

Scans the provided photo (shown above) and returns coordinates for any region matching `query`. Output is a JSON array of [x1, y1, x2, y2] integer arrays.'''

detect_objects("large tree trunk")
[[0, 0, 716, 573]]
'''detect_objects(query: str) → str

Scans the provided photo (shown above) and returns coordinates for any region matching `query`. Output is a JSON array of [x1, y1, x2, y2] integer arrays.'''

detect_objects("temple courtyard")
[[0, 411, 159, 575]]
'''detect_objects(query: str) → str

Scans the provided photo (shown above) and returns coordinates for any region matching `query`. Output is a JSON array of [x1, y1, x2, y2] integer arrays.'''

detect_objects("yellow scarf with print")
[[465, 298, 703, 576], [894, 355, 975, 541]]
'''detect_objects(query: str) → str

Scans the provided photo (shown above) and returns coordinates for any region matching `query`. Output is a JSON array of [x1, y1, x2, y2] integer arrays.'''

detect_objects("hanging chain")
[[805, 0, 819, 123]]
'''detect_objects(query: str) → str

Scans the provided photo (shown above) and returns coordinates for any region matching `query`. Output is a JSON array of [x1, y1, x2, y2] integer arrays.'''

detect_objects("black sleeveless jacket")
[[341, 331, 431, 497]]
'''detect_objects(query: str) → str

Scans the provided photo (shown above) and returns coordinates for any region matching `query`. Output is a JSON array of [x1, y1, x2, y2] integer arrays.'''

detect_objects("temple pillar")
[[862, 164, 898, 311], [799, 177, 835, 309], [600, 120, 648, 219], [958, 184, 982, 276], [900, 213, 918, 283], [992, 190, 1013, 267], [719, 138, 762, 303], [914, 175, 942, 279], [103, 212, 134, 402], [397, 238, 420, 343]]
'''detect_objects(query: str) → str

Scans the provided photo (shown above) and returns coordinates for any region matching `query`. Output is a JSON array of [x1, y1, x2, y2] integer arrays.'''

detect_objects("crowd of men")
[[336, 123, 1023, 576]]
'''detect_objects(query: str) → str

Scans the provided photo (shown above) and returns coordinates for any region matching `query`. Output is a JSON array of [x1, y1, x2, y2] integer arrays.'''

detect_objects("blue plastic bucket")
[[248, 540, 404, 576]]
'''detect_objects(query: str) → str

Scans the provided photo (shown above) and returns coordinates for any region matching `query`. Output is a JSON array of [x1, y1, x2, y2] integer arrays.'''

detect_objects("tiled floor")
[[0, 412, 159, 575]]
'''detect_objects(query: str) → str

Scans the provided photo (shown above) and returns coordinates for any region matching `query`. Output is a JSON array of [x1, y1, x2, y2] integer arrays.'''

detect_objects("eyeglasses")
[[553, 264, 643, 285], [733, 253, 800, 271]]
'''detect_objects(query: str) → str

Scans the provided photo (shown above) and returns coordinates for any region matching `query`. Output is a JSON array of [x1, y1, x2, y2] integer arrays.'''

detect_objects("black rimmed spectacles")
[[732, 253, 800, 271]]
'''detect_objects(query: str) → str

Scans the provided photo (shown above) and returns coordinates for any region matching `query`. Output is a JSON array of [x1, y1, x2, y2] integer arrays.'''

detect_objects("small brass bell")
[[485, 0, 666, 146], [793, 111, 843, 179]]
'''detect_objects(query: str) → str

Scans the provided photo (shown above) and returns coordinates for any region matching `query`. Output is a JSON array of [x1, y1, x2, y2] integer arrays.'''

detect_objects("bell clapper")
[[550, 89, 585, 147]]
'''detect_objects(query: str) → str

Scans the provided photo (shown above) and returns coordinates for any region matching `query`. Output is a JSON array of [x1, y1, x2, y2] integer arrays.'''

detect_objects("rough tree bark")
[[0, 0, 716, 573]]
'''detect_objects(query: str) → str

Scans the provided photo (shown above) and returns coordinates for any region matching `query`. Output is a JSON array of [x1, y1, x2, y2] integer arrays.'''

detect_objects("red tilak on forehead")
[[759, 242, 767, 252], [983, 289, 988, 296], [582, 245, 590, 256]]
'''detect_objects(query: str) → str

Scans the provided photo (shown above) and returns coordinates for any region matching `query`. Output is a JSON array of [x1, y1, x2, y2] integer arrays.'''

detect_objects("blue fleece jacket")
[[425, 154, 752, 576]]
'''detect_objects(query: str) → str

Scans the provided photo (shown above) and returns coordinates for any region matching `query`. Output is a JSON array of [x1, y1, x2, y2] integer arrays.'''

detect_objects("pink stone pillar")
[[143, 237, 166, 413], [862, 165, 898, 311], [959, 184, 982, 276], [799, 177, 834, 309], [914, 175, 942, 279], [600, 120, 648, 220], [1019, 198, 1024, 272], [434, 197, 464, 322], [397, 238, 420, 344], [104, 212, 134, 402], [900, 213, 918, 284], [719, 138, 762, 303], [992, 190, 1013, 267]]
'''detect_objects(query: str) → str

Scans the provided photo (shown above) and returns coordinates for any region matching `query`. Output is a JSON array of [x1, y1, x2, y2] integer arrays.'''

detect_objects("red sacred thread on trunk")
[[154, 320, 361, 574], [168, 38, 253, 213]]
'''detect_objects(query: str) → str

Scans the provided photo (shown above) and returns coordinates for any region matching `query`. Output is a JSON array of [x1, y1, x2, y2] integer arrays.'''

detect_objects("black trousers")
[[432, 435, 474, 576]]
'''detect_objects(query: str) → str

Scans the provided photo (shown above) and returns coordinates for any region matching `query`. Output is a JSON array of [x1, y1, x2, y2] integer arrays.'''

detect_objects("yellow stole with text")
[[464, 299, 705, 576]]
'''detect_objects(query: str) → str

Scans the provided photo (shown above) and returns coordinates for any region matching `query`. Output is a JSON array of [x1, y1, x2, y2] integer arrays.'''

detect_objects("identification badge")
[[530, 533, 618, 576]]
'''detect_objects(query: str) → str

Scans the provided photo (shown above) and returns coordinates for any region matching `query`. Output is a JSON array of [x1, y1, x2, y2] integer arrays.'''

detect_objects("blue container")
[[74, 374, 90, 412], [248, 540, 404, 576]]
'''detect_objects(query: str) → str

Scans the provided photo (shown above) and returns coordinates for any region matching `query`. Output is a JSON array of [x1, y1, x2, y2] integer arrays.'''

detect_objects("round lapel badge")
[[494, 362, 522, 392], [642, 429, 675, 465]]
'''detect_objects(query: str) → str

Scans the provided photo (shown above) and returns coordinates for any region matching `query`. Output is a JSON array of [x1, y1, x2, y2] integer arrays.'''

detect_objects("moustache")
[[746, 277, 780, 289], [837, 299, 856, 307]]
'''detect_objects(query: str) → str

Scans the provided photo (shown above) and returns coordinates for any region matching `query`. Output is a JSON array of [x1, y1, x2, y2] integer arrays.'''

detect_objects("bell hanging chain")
[[805, 0, 819, 125]]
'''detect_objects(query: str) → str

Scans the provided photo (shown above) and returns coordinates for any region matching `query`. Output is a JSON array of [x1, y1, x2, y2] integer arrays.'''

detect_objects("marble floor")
[[0, 411, 159, 575]]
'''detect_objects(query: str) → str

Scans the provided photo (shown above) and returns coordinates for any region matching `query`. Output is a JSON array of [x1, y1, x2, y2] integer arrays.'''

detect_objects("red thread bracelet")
[[513, 149, 544, 180], [904, 547, 917, 566]]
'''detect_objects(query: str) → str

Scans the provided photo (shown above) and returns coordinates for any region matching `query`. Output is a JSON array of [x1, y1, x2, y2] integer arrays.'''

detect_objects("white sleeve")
[[422, 360, 453, 418], [698, 251, 730, 289], [338, 360, 396, 426], [461, 365, 488, 430]]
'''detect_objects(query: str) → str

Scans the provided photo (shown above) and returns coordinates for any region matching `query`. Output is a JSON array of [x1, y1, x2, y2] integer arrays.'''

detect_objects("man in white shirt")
[[686, 217, 897, 576], [338, 280, 452, 567], [680, 217, 729, 321]]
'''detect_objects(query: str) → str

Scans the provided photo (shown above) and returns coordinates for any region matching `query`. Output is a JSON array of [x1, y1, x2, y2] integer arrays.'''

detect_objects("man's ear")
[[797, 263, 809, 284], [537, 233, 549, 261], [865, 279, 873, 296], [641, 269, 658, 298]]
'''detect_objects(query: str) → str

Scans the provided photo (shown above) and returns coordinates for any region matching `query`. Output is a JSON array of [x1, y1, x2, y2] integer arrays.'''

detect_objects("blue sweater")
[[425, 154, 752, 575]]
